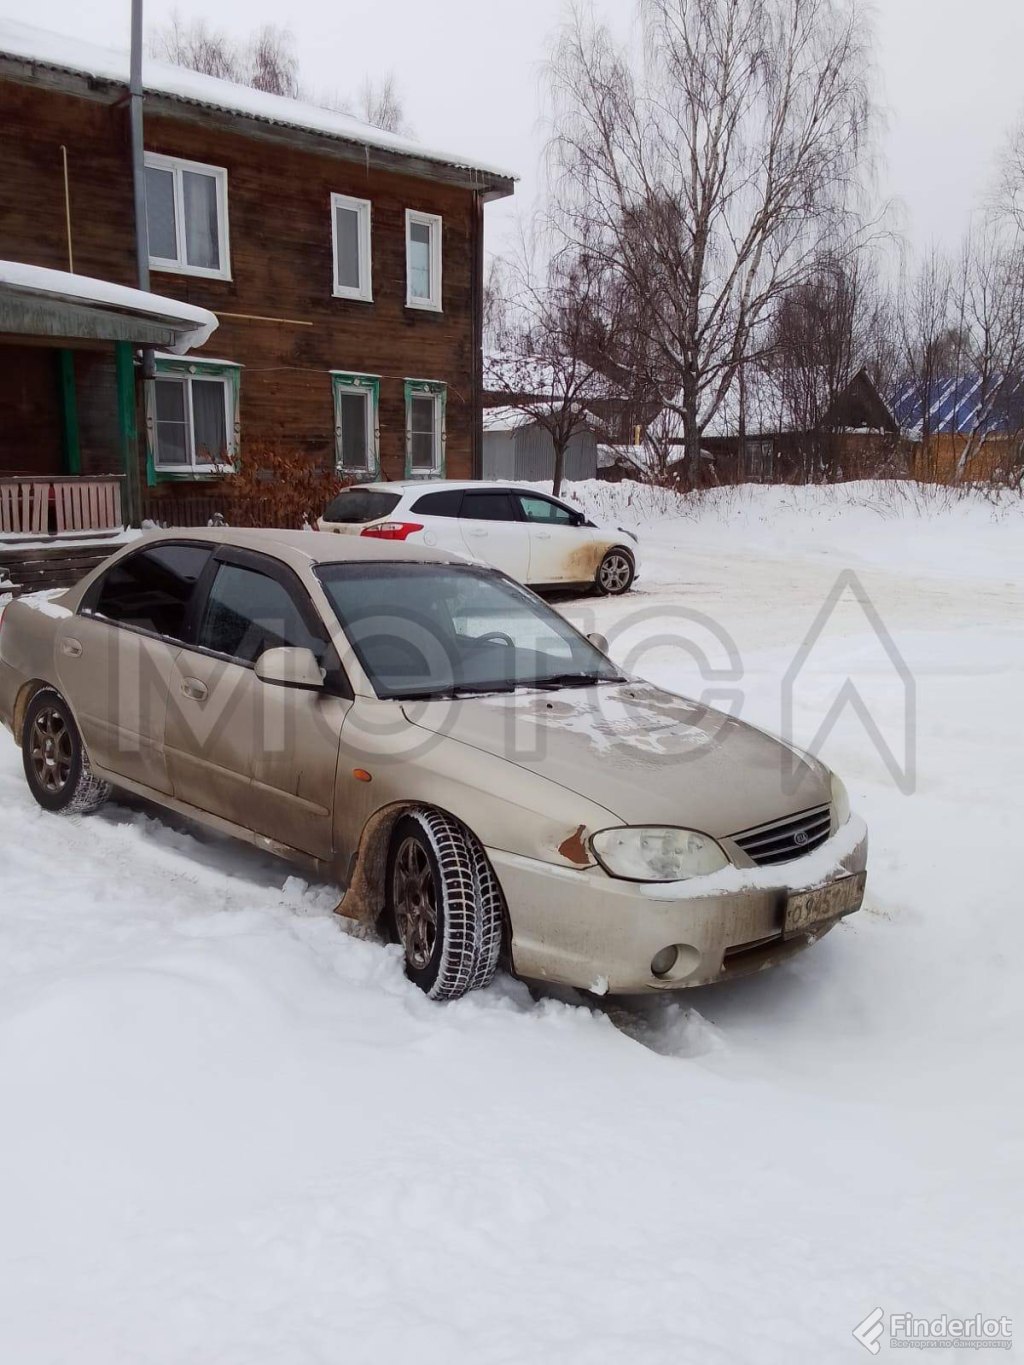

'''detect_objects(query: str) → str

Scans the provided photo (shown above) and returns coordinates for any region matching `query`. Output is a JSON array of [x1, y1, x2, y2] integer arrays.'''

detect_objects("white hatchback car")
[[318, 481, 640, 595]]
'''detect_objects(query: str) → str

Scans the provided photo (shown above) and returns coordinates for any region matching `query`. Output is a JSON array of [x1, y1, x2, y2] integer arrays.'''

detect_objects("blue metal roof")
[[893, 374, 1024, 436]]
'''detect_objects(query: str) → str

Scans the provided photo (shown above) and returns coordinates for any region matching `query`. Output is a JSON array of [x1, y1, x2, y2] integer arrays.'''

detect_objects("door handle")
[[180, 677, 208, 702], [466, 528, 488, 538], [535, 531, 552, 540], [60, 638, 83, 657]]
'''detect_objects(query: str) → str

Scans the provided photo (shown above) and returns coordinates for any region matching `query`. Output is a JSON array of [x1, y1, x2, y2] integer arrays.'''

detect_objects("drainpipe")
[[126, 0, 149, 526]]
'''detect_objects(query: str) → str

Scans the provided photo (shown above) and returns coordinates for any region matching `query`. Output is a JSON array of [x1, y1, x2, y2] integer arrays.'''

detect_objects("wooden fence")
[[0, 476, 124, 538]]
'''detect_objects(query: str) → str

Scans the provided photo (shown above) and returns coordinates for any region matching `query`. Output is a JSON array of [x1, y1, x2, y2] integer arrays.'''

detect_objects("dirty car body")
[[0, 530, 867, 998], [318, 480, 641, 596]]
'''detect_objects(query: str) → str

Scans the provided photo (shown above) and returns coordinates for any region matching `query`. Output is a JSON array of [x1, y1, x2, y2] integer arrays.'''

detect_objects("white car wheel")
[[595, 548, 635, 596]]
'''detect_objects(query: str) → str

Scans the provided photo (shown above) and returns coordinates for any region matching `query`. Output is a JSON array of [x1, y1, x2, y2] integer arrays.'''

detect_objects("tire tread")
[[405, 808, 504, 1001]]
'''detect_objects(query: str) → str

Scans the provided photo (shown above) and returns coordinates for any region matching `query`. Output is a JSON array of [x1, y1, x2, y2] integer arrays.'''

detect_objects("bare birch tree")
[[484, 247, 620, 497], [151, 14, 242, 82], [993, 114, 1024, 233], [151, 14, 409, 130], [247, 25, 300, 98], [769, 255, 859, 476], [948, 226, 1024, 479], [547, 0, 878, 485], [356, 74, 410, 135], [152, 16, 299, 97], [768, 253, 899, 477], [896, 247, 956, 446]]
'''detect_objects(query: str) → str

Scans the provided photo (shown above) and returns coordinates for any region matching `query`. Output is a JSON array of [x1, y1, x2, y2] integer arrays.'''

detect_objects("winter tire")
[[22, 689, 111, 816], [386, 808, 504, 1001], [595, 547, 635, 596]]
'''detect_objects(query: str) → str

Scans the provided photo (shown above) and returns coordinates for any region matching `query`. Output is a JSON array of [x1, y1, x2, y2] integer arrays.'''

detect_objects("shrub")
[[227, 446, 347, 529]]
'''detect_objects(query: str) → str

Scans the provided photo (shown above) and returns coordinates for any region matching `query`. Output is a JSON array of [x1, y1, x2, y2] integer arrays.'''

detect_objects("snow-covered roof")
[[0, 259, 217, 353], [482, 406, 534, 433], [597, 442, 695, 472], [597, 443, 647, 470], [0, 20, 517, 192]]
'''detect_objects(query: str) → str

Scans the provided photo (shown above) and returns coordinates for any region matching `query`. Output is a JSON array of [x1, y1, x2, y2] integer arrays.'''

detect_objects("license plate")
[[783, 871, 866, 938]]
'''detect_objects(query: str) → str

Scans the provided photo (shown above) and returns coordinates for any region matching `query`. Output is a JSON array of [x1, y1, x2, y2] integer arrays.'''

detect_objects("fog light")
[[651, 945, 679, 978]]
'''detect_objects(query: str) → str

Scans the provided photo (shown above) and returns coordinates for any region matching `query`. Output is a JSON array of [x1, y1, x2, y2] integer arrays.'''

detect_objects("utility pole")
[[129, 0, 149, 294], [126, 0, 149, 527]]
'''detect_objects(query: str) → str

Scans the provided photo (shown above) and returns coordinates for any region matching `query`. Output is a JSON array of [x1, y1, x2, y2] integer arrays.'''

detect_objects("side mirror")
[[255, 646, 324, 691], [587, 632, 609, 654]]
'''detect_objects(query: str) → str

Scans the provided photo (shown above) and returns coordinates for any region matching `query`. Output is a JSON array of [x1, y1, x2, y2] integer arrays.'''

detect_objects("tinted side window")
[[92, 544, 212, 639], [460, 493, 518, 522], [517, 495, 576, 525], [198, 563, 324, 664], [323, 489, 401, 523], [410, 489, 464, 517]]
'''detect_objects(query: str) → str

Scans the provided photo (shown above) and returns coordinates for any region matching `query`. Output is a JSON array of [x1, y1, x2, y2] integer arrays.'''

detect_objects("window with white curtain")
[[145, 153, 231, 280], [405, 210, 442, 311], [331, 194, 373, 301], [152, 364, 238, 472]]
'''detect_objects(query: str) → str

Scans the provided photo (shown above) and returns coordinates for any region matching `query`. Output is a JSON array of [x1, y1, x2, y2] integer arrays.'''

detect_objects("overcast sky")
[[7, 0, 1024, 257]]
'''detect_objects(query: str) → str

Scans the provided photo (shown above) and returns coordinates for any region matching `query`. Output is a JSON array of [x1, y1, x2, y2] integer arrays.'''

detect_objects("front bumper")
[[489, 817, 868, 994]]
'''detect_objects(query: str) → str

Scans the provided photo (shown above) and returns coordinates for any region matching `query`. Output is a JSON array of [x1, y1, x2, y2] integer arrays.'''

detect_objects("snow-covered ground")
[[1, 480, 1022, 1363]]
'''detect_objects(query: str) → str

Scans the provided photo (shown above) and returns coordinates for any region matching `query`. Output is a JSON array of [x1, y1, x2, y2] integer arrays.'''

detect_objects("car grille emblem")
[[732, 804, 832, 866]]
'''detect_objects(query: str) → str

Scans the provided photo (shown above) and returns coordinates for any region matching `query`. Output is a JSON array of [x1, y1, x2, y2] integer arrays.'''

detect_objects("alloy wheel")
[[599, 552, 632, 593], [393, 836, 438, 970], [29, 706, 73, 794]]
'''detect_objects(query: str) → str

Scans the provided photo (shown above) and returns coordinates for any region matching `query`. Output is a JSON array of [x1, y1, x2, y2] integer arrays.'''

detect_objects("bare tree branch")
[[150, 13, 410, 130], [545, 0, 880, 485]]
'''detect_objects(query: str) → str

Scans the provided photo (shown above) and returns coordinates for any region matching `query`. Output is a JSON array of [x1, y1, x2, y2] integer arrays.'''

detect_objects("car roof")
[[348, 479, 540, 495], [133, 526, 467, 572]]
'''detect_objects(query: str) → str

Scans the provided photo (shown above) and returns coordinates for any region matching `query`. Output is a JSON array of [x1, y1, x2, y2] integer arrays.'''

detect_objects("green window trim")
[[146, 356, 242, 486], [331, 371, 381, 480], [404, 378, 446, 478]]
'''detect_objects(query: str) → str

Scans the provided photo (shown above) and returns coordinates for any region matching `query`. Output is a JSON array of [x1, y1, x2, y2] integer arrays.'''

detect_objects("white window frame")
[[144, 152, 231, 281], [331, 194, 373, 302], [332, 371, 380, 475], [405, 209, 443, 312], [151, 368, 238, 475], [405, 380, 446, 476]]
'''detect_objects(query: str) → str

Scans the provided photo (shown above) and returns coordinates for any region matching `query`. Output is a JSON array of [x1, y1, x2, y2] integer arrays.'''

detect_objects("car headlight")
[[591, 827, 729, 882], [830, 772, 851, 826]]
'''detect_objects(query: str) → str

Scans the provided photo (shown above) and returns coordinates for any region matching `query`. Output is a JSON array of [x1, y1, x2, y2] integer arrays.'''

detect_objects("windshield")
[[316, 563, 623, 699]]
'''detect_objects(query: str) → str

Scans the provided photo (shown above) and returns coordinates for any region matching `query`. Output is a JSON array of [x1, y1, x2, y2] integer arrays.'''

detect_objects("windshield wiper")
[[397, 675, 619, 700], [529, 673, 623, 690], [397, 681, 521, 701]]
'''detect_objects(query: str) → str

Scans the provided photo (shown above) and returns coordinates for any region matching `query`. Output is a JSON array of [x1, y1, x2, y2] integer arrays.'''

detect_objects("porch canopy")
[[0, 261, 218, 537], [0, 259, 217, 354]]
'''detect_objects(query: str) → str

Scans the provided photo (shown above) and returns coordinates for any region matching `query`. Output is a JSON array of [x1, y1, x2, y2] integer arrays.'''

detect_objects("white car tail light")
[[359, 522, 424, 542]]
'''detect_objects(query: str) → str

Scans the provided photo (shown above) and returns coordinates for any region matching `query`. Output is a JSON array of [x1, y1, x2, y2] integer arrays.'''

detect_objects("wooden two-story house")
[[0, 19, 515, 542]]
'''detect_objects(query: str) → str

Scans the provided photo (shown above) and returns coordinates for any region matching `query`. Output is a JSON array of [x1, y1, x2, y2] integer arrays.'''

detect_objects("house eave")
[[0, 52, 517, 200]]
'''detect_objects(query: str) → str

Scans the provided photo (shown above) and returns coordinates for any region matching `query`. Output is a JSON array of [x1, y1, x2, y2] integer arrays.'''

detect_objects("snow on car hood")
[[403, 680, 830, 838]]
